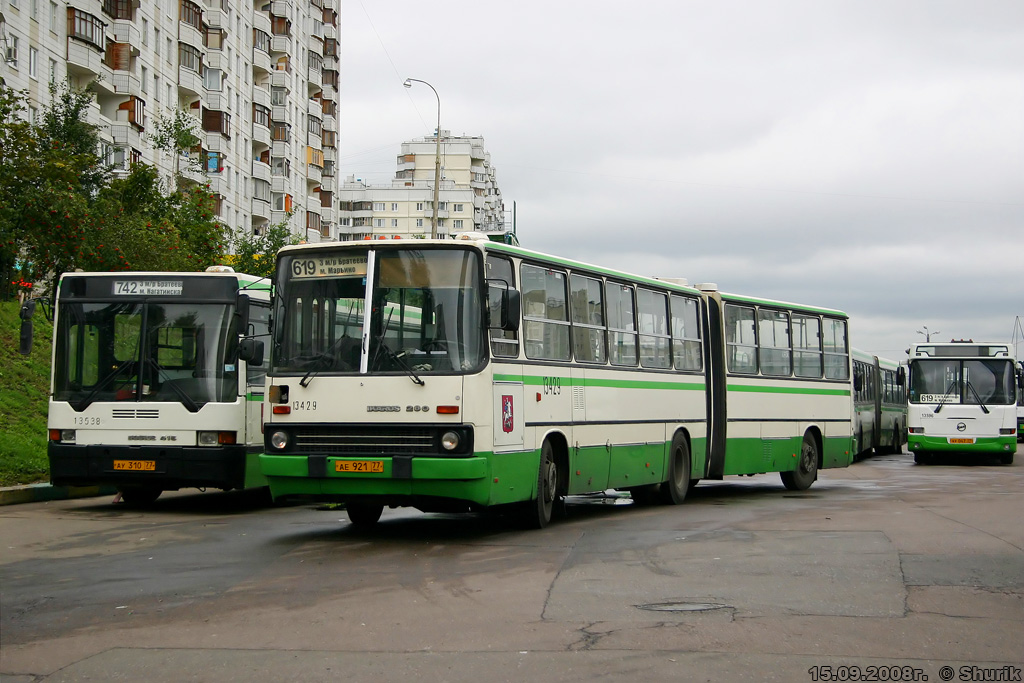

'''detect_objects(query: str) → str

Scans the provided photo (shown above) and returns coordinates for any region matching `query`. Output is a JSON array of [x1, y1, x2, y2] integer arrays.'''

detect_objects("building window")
[[141, 18, 148, 43], [204, 27, 225, 49], [48, 58, 57, 82], [372, 202, 385, 211], [272, 122, 291, 142], [253, 103, 270, 128], [271, 158, 290, 177], [390, 203, 399, 212], [180, 0, 202, 31], [154, 75, 160, 101], [203, 66, 222, 91], [453, 219, 463, 229], [373, 219, 384, 228], [67, 8, 105, 49], [140, 65, 147, 93], [453, 203, 464, 212], [102, 0, 133, 20], [253, 29, 271, 54], [179, 43, 202, 73], [154, 28, 160, 56], [307, 116, 321, 136], [416, 219, 423, 228], [28, 47, 38, 79], [49, 1, 57, 32], [271, 87, 287, 106], [416, 202, 424, 211], [391, 219, 398, 228]]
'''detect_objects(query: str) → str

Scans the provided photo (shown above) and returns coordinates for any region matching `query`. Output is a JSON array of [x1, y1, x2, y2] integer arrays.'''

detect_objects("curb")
[[0, 483, 119, 506]]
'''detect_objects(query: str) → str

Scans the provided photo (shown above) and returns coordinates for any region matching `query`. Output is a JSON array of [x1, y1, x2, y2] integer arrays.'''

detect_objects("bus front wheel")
[[347, 502, 383, 527], [118, 487, 162, 507], [781, 433, 818, 491], [522, 440, 559, 529]]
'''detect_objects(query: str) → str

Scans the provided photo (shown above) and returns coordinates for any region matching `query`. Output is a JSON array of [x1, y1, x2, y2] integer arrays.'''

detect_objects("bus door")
[[702, 292, 727, 479], [871, 356, 882, 450]]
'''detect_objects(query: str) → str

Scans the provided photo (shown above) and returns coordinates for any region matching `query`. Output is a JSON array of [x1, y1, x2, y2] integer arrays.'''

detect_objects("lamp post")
[[917, 326, 939, 342], [403, 78, 442, 239]]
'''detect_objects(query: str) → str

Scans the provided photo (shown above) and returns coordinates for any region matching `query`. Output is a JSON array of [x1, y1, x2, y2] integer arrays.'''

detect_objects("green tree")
[[228, 214, 297, 279]]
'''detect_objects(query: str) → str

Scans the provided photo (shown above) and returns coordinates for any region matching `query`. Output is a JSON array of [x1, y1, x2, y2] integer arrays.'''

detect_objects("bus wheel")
[[523, 440, 559, 529], [999, 453, 1014, 465], [890, 426, 902, 454], [781, 433, 818, 491], [118, 487, 161, 507], [347, 502, 383, 527], [658, 433, 691, 505], [914, 452, 931, 465]]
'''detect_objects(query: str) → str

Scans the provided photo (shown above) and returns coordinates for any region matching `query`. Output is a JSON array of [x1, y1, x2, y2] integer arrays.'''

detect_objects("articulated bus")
[[259, 237, 855, 528], [906, 341, 1018, 465], [24, 268, 271, 505], [852, 350, 906, 458]]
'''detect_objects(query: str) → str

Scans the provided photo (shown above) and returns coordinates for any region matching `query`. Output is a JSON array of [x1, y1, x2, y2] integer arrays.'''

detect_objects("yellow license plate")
[[948, 438, 975, 444], [335, 460, 384, 473], [113, 460, 156, 471]]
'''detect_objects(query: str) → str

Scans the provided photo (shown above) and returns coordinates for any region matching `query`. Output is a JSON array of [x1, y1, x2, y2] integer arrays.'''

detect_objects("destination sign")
[[289, 255, 368, 279], [113, 280, 184, 296]]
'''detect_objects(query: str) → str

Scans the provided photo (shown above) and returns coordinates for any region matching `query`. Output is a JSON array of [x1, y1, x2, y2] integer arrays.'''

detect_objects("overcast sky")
[[338, 1, 1024, 360]]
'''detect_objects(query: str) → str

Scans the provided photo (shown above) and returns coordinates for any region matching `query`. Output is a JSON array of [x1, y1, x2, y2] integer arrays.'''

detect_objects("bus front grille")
[[293, 427, 437, 455]]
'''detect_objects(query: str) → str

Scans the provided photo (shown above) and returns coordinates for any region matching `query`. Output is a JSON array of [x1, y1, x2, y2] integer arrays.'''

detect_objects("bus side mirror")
[[238, 338, 264, 366], [502, 290, 521, 332], [235, 292, 250, 332], [897, 366, 906, 387], [18, 300, 36, 356], [486, 280, 520, 332]]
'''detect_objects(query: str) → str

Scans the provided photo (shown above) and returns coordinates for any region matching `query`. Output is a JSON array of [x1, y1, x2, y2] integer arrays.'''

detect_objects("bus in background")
[[906, 341, 1018, 465], [1018, 361, 1024, 442], [259, 237, 855, 528], [852, 350, 906, 458], [23, 268, 270, 505]]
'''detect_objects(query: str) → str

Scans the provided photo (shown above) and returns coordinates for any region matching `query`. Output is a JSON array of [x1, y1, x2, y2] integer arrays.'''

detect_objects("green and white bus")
[[260, 237, 855, 528], [852, 350, 906, 458], [30, 268, 271, 505], [906, 341, 1018, 465]]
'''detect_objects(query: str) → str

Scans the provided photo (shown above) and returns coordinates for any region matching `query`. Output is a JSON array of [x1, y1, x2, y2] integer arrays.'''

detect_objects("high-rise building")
[[337, 131, 505, 240], [0, 0, 338, 244]]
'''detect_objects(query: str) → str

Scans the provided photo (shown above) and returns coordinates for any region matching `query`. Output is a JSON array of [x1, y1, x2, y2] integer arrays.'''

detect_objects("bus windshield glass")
[[53, 300, 239, 410], [273, 247, 486, 376], [909, 358, 1016, 406]]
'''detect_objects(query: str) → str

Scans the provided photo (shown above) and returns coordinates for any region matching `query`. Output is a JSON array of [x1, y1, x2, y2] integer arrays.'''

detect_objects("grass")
[[0, 299, 52, 486]]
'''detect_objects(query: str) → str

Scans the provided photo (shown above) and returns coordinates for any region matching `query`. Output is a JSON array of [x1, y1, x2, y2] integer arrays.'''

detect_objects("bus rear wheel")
[[658, 433, 691, 505], [781, 433, 818, 491], [999, 453, 1014, 465], [347, 502, 384, 527]]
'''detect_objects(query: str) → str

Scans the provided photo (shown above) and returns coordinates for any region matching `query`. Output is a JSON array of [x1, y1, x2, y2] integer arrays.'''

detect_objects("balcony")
[[270, 0, 291, 20], [204, 131, 225, 151], [179, 23, 204, 51], [205, 51, 224, 70], [252, 197, 271, 220], [306, 164, 322, 186], [252, 122, 271, 147], [110, 121, 141, 149], [66, 40, 106, 79], [251, 159, 272, 183], [178, 67, 205, 98], [270, 35, 290, 54], [206, 6, 226, 28], [271, 176, 290, 194], [271, 69, 291, 89], [109, 20, 140, 46], [252, 48, 273, 75], [111, 71, 141, 96]]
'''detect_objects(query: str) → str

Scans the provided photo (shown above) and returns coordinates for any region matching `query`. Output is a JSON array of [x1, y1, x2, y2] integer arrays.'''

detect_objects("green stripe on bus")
[[494, 374, 705, 391], [727, 384, 851, 396]]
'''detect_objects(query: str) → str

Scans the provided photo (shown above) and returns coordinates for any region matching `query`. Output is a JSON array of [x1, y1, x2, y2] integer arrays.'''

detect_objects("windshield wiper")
[[299, 335, 358, 388], [370, 310, 424, 386], [933, 381, 958, 414], [145, 358, 200, 413], [965, 381, 991, 414], [72, 358, 137, 412]]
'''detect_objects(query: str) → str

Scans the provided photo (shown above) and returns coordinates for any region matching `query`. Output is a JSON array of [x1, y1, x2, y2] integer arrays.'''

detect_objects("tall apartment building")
[[0, 0, 338, 244], [337, 131, 505, 240]]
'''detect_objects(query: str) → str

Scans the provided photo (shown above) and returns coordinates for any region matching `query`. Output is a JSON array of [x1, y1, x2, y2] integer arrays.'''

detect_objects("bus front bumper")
[[907, 435, 1017, 455]]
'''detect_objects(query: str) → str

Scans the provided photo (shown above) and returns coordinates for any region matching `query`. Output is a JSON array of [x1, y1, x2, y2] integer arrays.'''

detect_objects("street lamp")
[[403, 77, 442, 239], [917, 326, 939, 342]]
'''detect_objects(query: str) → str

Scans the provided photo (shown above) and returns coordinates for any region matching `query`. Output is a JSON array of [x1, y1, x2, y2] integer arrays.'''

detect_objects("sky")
[[337, 1, 1024, 360]]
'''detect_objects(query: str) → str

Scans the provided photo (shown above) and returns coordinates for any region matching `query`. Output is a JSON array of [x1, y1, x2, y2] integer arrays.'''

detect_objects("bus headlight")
[[198, 431, 219, 446], [441, 431, 460, 451], [269, 430, 290, 450]]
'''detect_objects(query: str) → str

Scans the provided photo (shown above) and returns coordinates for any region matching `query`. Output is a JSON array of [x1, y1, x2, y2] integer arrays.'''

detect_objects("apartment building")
[[337, 131, 505, 240], [0, 0, 338, 244]]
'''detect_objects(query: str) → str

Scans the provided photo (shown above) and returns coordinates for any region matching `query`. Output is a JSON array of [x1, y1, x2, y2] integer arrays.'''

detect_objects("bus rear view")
[[906, 342, 1018, 465]]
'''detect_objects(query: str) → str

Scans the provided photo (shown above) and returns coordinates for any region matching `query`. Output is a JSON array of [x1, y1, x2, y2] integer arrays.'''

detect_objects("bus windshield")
[[53, 300, 240, 411], [908, 358, 1016, 406], [273, 247, 486, 377]]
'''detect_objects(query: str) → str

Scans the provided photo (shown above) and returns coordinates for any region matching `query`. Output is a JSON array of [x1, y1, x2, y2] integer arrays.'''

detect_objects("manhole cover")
[[636, 601, 729, 612]]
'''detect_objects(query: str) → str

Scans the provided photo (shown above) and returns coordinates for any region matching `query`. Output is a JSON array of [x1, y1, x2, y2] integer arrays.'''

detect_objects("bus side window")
[[792, 315, 822, 378], [569, 273, 606, 364], [486, 255, 519, 358], [823, 318, 850, 380], [246, 303, 270, 389], [725, 304, 757, 374], [670, 294, 702, 372]]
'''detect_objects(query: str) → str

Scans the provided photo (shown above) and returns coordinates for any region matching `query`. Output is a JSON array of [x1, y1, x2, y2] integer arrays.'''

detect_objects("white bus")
[[852, 350, 906, 458], [260, 238, 856, 528], [906, 341, 1018, 465], [25, 268, 271, 505]]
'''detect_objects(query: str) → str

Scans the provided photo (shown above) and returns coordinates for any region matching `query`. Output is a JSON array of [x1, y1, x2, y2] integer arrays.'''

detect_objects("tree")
[[228, 214, 298, 279]]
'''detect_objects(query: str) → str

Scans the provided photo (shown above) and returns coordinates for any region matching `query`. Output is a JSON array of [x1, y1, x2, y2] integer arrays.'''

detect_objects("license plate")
[[948, 438, 975, 444], [335, 460, 384, 473], [113, 460, 156, 471]]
